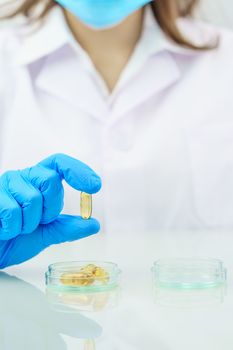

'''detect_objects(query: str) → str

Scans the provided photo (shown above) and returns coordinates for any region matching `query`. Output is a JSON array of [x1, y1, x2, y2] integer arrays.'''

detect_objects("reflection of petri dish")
[[46, 286, 120, 312], [153, 285, 227, 308], [152, 258, 227, 290], [45, 261, 121, 292]]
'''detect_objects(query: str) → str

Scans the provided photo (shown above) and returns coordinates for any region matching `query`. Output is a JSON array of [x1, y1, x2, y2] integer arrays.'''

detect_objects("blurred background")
[[198, 0, 233, 29], [0, 0, 233, 30]]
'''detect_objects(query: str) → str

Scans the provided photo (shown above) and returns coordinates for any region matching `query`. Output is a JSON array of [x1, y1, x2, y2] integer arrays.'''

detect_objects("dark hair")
[[2, 0, 217, 50]]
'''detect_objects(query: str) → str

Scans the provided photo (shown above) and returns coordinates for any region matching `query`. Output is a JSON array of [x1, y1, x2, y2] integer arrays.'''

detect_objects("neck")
[[64, 8, 145, 92]]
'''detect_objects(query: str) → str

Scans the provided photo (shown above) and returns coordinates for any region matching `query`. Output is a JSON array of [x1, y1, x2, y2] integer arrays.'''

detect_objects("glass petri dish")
[[152, 258, 227, 290], [45, 261, 121, 292]]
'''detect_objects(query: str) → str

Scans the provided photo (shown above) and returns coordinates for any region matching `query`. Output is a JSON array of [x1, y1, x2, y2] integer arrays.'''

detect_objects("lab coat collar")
[[141, 5, 189, 57], [14, 7, 71, 66], [13, 5, 205, 122], [14, 5, 203, 67], [35, 45, 109, 120], [110, 50, 181, 122]]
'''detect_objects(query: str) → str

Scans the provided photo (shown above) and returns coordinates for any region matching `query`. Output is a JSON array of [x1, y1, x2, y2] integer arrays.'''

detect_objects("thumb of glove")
[[0, 215, 100, 268]]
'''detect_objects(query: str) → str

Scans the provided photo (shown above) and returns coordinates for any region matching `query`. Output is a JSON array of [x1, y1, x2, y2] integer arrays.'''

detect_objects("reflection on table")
[[0, 273, 102, 349]]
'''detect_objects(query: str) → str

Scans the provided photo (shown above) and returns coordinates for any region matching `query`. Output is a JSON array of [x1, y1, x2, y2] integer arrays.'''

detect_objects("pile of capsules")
[[60, 264, 109, 287]]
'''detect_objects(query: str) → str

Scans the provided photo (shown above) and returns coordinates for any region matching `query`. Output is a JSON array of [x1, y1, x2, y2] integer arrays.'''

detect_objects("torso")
[[1, 11, 233, 232]]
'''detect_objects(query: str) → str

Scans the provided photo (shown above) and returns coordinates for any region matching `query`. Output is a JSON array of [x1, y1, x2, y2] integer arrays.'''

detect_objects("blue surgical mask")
[[56, 0, 152, 29]]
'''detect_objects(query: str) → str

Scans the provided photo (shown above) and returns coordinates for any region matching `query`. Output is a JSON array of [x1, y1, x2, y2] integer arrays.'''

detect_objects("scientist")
[[0, 0, 233, 268]]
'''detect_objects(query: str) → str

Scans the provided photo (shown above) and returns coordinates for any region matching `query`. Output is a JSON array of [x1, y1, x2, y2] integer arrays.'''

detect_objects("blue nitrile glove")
[[0, 154, 102, 269]]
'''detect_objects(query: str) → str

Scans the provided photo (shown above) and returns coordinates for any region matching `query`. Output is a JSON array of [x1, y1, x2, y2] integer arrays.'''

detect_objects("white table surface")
[[2, 229, 233, 349]]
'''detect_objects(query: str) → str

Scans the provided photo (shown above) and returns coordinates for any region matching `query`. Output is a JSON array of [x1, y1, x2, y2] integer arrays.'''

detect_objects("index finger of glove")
[[39, 153, 102, 194]]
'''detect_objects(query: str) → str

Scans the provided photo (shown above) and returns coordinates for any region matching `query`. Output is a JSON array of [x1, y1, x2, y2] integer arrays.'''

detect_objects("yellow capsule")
[[80, 264, 96, 274], [93, 266, 109, 284], [60, 264, 109, 288], [80, 192, 92, 219]]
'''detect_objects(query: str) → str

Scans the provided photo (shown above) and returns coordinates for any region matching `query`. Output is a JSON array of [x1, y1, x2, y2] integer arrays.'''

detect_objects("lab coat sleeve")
[[0, 29, 13, 172], [0, 30, 9, 117], [0, 36, 5, 109]]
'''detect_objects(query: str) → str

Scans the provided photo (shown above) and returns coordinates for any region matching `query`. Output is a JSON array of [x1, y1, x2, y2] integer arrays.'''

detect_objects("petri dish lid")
[[152, 258, 227, 289]]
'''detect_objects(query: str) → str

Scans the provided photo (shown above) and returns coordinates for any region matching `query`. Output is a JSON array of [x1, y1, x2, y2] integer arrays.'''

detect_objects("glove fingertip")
[[79, 217, 101, 234], [64, 216, 101, 238], [89, 176, 102, 194]]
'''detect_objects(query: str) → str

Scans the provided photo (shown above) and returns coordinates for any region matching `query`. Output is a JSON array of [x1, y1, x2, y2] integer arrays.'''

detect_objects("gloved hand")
[[0, 153, 102, 269]]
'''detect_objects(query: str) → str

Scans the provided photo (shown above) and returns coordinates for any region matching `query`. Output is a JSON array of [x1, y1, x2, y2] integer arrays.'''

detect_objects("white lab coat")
[[1, 6, 233, 232]]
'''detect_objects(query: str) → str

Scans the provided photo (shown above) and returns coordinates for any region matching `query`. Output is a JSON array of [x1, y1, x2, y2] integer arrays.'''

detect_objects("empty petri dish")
[[152, 258, 227, 289], [45, 261, 121, 292]]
